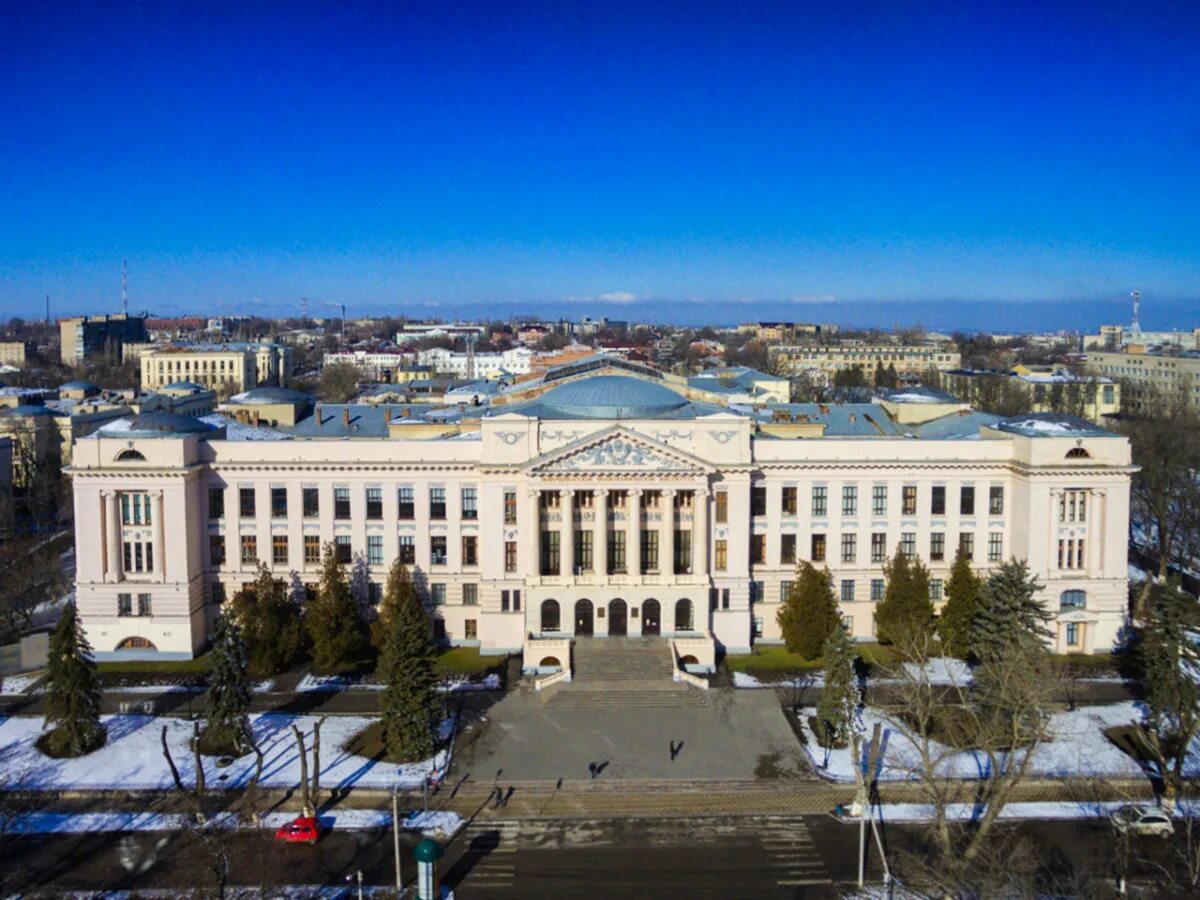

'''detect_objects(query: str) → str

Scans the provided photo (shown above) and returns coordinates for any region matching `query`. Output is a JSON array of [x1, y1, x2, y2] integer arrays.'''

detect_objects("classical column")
[[103, 491, 122, 583], [152, 491, 165, 581], [594, 489, 608, 577], [630, 489, 643, 576], [559, 489, 574, 577], [693, 485, 708, 576], [663, 489, 676, 577]]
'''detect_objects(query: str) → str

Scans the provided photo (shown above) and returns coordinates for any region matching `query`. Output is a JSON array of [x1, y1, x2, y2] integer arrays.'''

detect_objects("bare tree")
[[291, 716, 327, 816]]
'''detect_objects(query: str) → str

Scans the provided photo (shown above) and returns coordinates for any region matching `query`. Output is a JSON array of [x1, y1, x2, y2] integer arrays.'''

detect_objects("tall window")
[[334, 487, 351, 520], [208, 488, 224, 520], [398, 487, 415, 520], [751, 486, 767, 517], [902, 485, 917, 515], [574, 531, 592, 572], [137, 593, 152, 616], [715, 539, 728, 571], [399, 535, 415, 565], [781, 487, 797, 516], [430, 536, 448, 566], [122, 492, 152, 525], [780, 581, 793, 601], [541, 531, 560, 575], [431, 584, 446, 606], [780, 534, 796, 565], [462, 535, 478, 566], [900, 532, 916, 558], [870, 579, 885, 601], [239, 487, 255, 518], [461, 487, 478, 520], [270, 487, 288, 518], [504, 489, 517, 524], [304, 535, 320, 564], [930, 579, 943, 601], [272, 534, 288, 564], [811, 533, 826, 562], [504, 540, 517, 572], [335, 535, 352, 563], [872, 485, 887, 517], [842, 485, 858, 517], [674, 531, 692, 574], [117, 593, 132, 616], [366, 487, 383, 520], [240, 535, 257, 564], [462, 583, 478, 606], [302, 487, 319, 518], [959, 532, 974, 561], [987, 533, 1003, 562], [841, 533, 857, 563], [367, 535, 383, 565], [1059, 490, 1088, 523], [871, 532, 887, 563], [812, 486, 828, 517], [751, 534, 766, 564], [960, 486, 975, 516], [209, 535, 225, 565], [641, 531, 659, 573], [429, 488, 446, 520], [840, 580, 856, 602], [930, 485, 945, 516], [609, 531, 626, 573], [714, 491, 728, 523], [989, 486, 1004, 515], [930, 532, 945, 562]]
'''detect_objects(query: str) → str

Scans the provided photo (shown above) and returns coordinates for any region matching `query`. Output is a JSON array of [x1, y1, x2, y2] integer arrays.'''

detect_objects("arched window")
[[674, 598, 694, 632], [1060, 590, 1086, 610], [538, 656, 561, 668], [115, 636, 156, 651], [540, 599, 560, 633], [1065, 447, 1091, 459], [115, 449, 146, 462]]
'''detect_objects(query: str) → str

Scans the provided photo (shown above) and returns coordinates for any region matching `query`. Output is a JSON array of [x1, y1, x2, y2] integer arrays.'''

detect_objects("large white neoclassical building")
[[68, 360, 1134, 665]]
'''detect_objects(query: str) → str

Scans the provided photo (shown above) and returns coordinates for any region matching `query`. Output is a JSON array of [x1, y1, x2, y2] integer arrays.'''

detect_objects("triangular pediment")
[[525, 426, 714, 475]]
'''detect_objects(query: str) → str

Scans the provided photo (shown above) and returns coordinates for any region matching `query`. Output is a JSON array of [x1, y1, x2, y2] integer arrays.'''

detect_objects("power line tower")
[[121, 259, 129, 315], [1130, 289, 1142, 334]]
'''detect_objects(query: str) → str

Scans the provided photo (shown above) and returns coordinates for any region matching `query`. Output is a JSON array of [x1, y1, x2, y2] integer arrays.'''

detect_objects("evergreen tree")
[[377, 566, 441, 761], [349, 552, 373, 623], [969, 559, 1051, 664], [288, 570, 306, 608], [232, 563, 307, 675], [874, 546, 934, 648], [1138, 582, 1200, 792], [938, 548, 983, 659], [43, 602, 105, 756], [306, 544, 368, 669], [372, 558, 420, 651], [815, 622, 860, 749], [776, 562, 839, 660], [203, 610, 252, 754]]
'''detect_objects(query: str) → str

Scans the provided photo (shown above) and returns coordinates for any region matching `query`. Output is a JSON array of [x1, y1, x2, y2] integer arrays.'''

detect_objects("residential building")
[[736, 322, 833, 342], [1085, 325, 1200, 351], [1086, 347, 1200, 412], [941, 367, 1120, 422], [417, 347, 533, 379], [69, 374, 1131, 661], [0, 341, 35, 367], [59, 314, 149, 365], [139, 342, 293, 393], [769, 342, 962, 382], [322, 349, 416, 381]]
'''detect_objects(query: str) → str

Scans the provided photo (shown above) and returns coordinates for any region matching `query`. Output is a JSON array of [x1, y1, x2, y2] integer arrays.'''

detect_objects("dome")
[[100, 412, 217, 438], [539, 376, 689, 419], [163, 380, 206, 392], [0, 404, 58, 417], [59, 380, 99, 391], [228, 386, 311, 404]]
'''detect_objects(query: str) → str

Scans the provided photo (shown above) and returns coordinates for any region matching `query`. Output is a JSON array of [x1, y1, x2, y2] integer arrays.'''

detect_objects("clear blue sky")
[[1, 1, 1198, 328]]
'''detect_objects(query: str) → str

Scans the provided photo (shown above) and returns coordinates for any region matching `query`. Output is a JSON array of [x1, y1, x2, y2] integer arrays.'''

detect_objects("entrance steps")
[[542, 637, 708, 708]]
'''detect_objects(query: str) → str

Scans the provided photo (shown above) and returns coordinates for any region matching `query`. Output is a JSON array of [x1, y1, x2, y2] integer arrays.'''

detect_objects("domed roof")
[[0, 404, 58, 417], [228, 386, 311, 404], [58, 380, 98, 391], [163, 380, 206, 392], [100, 412, 217, 438], [539, 376, 689, 419]]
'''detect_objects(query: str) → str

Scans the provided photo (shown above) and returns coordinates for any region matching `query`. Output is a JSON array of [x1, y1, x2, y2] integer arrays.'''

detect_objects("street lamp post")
[[393, 788, 403, 893]]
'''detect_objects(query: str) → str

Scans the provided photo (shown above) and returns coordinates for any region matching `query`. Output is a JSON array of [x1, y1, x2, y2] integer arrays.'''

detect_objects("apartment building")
[[941, 367, 1120, 422], [417, 347, 533, 379], [769, 343, 962, 382], [59, 314, 149, 364], [0, 341, 35, 367], [1086, 348, 1200, 412], [68, 373, 1132, 663]]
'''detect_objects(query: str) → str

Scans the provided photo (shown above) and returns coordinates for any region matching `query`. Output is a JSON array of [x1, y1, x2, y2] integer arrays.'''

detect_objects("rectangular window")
[[504, 540, 517, 572], [900, 532, 916, 558], [431, 584, 446, 606], [715, 539, 728, 571], [608, 531, 626, 573], [931, 485, 945, 516], [367, 535, 383, 565], [118, 593, 132, 616], [812, 486, 828, 517], [781, 487, 797, 516], [462, 583, 478, 606], [334, 487, 351, 520], [722, 588, 730, 610], [960, 486, 975, 516], [642, 530, 659, 573], [512, 589, 521, 611], [209, 535, 225, 565], [900, 485, 916, 516], [870, 578, 885, 601], [136, 593, 151, 615], [302, 487, 319, 518], [750, 581, 764, 602], [272, 534, 288, 564], [988, 533, 1003, 562], [931, 579, 943, 601], [399, 535, 415, 565], [208, 488, 224, 520], [959, 532, 974, 561], [930, 532, 945, 562], [304, 535, 321, 564], [334, 535, 352, 563], [872, 485, 887, 517], [715, 490, 728, 523], [541, 531, 560, 575], [842, 485, 858, 516], [841, 533, 857, 563], [751, 534, 766, 564], [241, 534, 257, 563], [429, 487, 446, 520], [464, 618, 478, 639], [780, 533, 796, 564], [397, 487, 415, 519], [989, 486, 1004, 516], [674, 530, 692, 574], [504, 490, 517, 524], [1066, 622, 1079, 647], [811, 533, 826, 562], [574, 531, 592, 572], [780, 580, 794, 602], [751, 486, 767, 517], [1060, 489, 1087, 523], [501, 590, 511, 612], [271, 487, 287, 518], [239, 487, 256, 518], [366, 487, 383, 520], [871, 532, 887, 564], [461, 487, 478, 520], [840, 579, 855, 602], [430, 536, 448, 566], [462, 535, 478, 566], [1061, 590, 1086, 609], [753, 616, 764, 638]]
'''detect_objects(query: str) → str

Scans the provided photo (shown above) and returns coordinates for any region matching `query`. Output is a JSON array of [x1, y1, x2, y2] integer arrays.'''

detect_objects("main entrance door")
[[575, 599, 594, 636], [642, 598, 661, 636], [609, 598, 628, 636]]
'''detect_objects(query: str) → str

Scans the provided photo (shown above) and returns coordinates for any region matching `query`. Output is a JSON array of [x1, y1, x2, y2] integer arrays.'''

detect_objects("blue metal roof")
[[536, 376, 691, 419]]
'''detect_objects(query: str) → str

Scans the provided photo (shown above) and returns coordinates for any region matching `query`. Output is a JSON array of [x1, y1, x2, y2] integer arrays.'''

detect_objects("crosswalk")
[[458, 819, 519, 893], [758, 818, 832, 888]]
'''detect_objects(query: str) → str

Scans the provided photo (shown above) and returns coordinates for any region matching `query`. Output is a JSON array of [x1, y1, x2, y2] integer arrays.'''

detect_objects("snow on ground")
[[0, 672, 42, 695], [1128, 563, 1150, 583], [445, 673, 501, 691], [199, 413, 292, 441], [106, 684, 205, 694], [733, 671, 824, 689], [0, 713, 453, 792], [899, 657, 972, 686], [800, 701, 1164, 783], [294, 673, 501, 693]]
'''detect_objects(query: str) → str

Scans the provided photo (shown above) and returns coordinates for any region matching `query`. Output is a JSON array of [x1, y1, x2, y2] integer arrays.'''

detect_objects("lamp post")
[[392, 788, 403, 893]]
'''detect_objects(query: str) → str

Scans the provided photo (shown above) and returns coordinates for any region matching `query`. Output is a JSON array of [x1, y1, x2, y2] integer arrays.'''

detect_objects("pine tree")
[[349, 552, 374, 624], [372, 558, 419, 650], [306, 543, 368, 670], [874, 546, 934, 648], [43, 602, 105, 756], [815, 623, 860, 749], [377, 565, 441, 761], [776, 562, 839, 660], [202, 610, 252, 755], [232, 563, 307, 675], [969, 559, 1051, 664], [1138, 582, 1200, 792], [938, 548, 982, 659]]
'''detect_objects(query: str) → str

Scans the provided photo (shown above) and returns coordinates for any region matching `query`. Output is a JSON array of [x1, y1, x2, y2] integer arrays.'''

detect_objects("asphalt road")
[[3, 815, 1184, 898]]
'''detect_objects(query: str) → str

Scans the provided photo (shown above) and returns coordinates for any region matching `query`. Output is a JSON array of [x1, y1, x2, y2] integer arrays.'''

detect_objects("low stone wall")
[[671, 632, 716, 674]]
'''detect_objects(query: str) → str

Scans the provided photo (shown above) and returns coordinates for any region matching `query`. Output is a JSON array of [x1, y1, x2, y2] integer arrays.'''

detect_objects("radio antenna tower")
[[1130, 289, 1141, 334], [121, 259, 129, 315], [301, 297, 309, 322]]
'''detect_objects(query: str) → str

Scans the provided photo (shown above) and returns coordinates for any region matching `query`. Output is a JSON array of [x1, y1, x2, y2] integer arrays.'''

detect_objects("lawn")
[[433, 646, 508, 677], [96, 652, 212, 676]]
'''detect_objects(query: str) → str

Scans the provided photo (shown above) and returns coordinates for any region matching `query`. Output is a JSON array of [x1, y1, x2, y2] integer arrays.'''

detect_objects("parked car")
[[275, 815, 322, 845], [1110, 805, 1174, 838]]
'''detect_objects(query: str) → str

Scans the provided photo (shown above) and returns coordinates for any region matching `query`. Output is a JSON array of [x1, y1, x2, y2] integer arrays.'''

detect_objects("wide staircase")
[[543, 637, 708, 708]]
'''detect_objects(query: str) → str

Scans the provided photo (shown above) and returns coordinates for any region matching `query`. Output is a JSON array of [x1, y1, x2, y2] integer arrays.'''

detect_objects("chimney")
[[342, 407, 350, 426]]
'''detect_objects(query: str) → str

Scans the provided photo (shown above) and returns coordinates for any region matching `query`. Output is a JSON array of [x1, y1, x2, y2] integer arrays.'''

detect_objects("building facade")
[[769, 342, 962, 382], [59, 314, 149, 365], [941, 368, 1120, 422], [1086, 348, 1200, 412], [68, 376, 1132, 662], [140, 343, 293, 393]]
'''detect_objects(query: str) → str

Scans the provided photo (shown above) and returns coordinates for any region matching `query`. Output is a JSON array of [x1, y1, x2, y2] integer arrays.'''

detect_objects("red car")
[[275, 815, 322, 845]]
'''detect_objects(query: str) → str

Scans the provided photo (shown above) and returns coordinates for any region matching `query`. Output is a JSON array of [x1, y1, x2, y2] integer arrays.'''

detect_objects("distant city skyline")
[[3, 2, 1198, 329]]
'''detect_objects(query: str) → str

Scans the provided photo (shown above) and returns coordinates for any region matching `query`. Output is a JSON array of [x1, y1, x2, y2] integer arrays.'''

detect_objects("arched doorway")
[[674, 598, 693, 632], [575, 599, 594, 636], [540, 599, 560, 633], [609, 598, 628, 636], [642, 599, 661, 636]]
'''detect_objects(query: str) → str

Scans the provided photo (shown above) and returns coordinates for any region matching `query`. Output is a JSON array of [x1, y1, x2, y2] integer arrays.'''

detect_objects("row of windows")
[[120, 493, 153, 525], [116, 592, 152, 616], [537, 530, 695, 576], [210, 485, 491, 522], [743, 484, 1004, 519], [208, 532, 482, 568], [736, 530, 1003, 567]]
